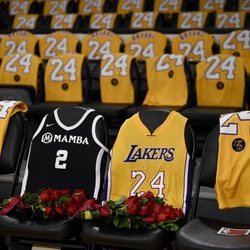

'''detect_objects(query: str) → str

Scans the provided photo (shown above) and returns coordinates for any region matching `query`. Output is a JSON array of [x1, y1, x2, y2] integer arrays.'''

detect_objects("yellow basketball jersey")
[[130, 12, 158, 29], [43, 0, 69, 15], [50, 14, 77, 29], [215, 12, 245, 28], [219, 30, 250, 75], [0, 53, 41, 95], [12, 14, 39, 30], [81, 29, 122, 59], [177, 11, 208, 29], [172, 30, 214, 62], [0, 100, 28, 154], [78, 0, 104, 14], [239, 0, 250, 11], [196, 54, 245, 108], [100, 53, 134, 104], [143, 54, 188, 107], [199, 0, 225, 11], [117, 0, 144, 14], [39, 31, 79, 60], [45, 53, 85, 102], [89, 13, 117, 29], [216, 111, 250, 208], [125, 30, 168, 60], [0, 31, 38, 59], [154, 0, 182, 13], [9, 0, 31, 15], [107, 111, 191, 213]]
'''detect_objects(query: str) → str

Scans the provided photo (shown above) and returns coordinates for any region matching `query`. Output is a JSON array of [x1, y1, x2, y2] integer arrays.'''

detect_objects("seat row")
[[1, 0, 249, 16], [0, 101, 249, 250], [1, 11, 250, 32], [0, 29, 249, 75]]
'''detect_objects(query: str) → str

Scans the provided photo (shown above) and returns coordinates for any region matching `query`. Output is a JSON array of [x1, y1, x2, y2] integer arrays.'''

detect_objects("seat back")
[[21, 106, 109, 200], [0, 100, 27, 197], [44, 53, 89, 103], [0, 53, 43, 104], [105, 109, 195, 217], [192, 111, 250, 224], [195, 54, 246, 108]]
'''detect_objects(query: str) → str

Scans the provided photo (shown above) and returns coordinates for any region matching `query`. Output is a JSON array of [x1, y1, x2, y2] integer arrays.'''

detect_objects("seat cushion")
[[81, 221, 175, 250], [176, 217, 250, 250], [0, 215, 82, 240]]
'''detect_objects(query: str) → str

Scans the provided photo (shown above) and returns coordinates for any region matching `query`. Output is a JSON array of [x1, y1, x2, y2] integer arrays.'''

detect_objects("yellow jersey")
[[117, 0, 144, 14], [154, 0, 182, 13], [177, 11, 208, 29], [12, 14, 39, 30]]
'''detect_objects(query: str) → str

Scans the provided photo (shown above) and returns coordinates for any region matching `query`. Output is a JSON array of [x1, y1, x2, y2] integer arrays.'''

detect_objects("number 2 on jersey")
[[55, 149, 68, 169]]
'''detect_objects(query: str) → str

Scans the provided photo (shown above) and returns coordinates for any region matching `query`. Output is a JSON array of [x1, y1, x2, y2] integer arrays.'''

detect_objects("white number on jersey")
[[90, 14, 114, 29], [50, 58, 76, 81], [179, 40, 205, 60], [156, 54, 184, 71], [55, 149, 68, 169], [0, 101, 17, 119], [52, 15, 75, 29], [45, 37, 68, 57], [180, 12, 203, 28], [222, 30, 250, 50], [49, 1, 67, 15], [216, 13, 241, 28], [130, 170, 165, 198], [121, 0, 142, 11], [205, 56, 236, 80], [15, 16, 36, 29], [5, 40, 27, 56], [131, 12, 154, 28], [158, 0, 179, 11], [10, 1, 29, 15], [101, 54, 128, 76], [130, 43, 154, 58], [88, 40, 111, 59], [203, 0, 224, 10], [81, 0, 102, 13], [5, 53, 32, 73]]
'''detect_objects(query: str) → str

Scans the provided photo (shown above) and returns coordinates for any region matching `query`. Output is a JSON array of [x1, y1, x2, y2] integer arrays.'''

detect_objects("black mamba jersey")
[[21, 108, 109, 198]]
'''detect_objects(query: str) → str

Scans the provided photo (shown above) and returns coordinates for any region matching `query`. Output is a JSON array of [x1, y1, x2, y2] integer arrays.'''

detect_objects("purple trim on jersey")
[[101, 177, 109, 202]]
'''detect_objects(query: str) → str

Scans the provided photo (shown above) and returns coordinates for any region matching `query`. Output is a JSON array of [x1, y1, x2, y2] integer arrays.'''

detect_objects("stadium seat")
[[86, 53, 140, 126], [176, 111, 250, 249], [0, 106, 109, 248], [29, 53, 89, 121], [0, 31, 38, 60], [38, 31, 80, 61], [0, 100, 27, 250], [181, 54, 248, 155], [0, 53, 43, 105], [81, 109, 195, 250], [172, 30, 216, 62], [127, 54, 192, 117]]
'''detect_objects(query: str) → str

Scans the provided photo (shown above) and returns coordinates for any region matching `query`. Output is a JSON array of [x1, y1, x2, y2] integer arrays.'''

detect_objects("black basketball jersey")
[[21, 108, 109, 199]]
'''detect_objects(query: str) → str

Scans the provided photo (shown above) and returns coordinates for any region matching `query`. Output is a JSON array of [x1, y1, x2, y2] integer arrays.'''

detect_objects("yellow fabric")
[[215, 12, 246, 28], [143, 54, 188, 107], [100, 53, 134, 104], [196, 54, 245, 108], [154, 0, 182, 12], [89, 13, 117, 29], [78, 0, 104, 14], [50, 14, 77, 29], [43, 0, 69, 15], [13, 14, 38, 30], [219, 30, 250, 75], [0, 31, 38, 59], [199, 0, 225, 11], [45, 53, 84, 102], [0, 100, 28, 155], [39, 31, 79, 60], [0, 53, 41, 95], [125, 30, 168, 60], [117, 0, 144, 14], [216, 111, 250, 208], [9, 0, 32, 15], [108, 111, 189, 212], [130, 12, 158, 29], [172, 30, 214, 62], [81, 29, 122, 59], [177, 11, 208, 29]]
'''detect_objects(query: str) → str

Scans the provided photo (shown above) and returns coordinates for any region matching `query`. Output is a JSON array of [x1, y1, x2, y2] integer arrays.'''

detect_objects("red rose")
[[55, 205, 67, 217], [72, 189, 86, 198], [152, 203, 162, 214], [67, 204, 79, 216], [80, 198, 101, 211], [60, 189, 71, 196], [52, 190, 65, 200], [138, 205, 150, 216], [174, 208, 184, 218], [100, 204, 111, 217], [144, 214, 157, 223], [39, 189, 53, 203], [125, 196, 140, 215], [140, 191, 154, 200], [44, 206, 57, 219], [157, 212, 168, 222]]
